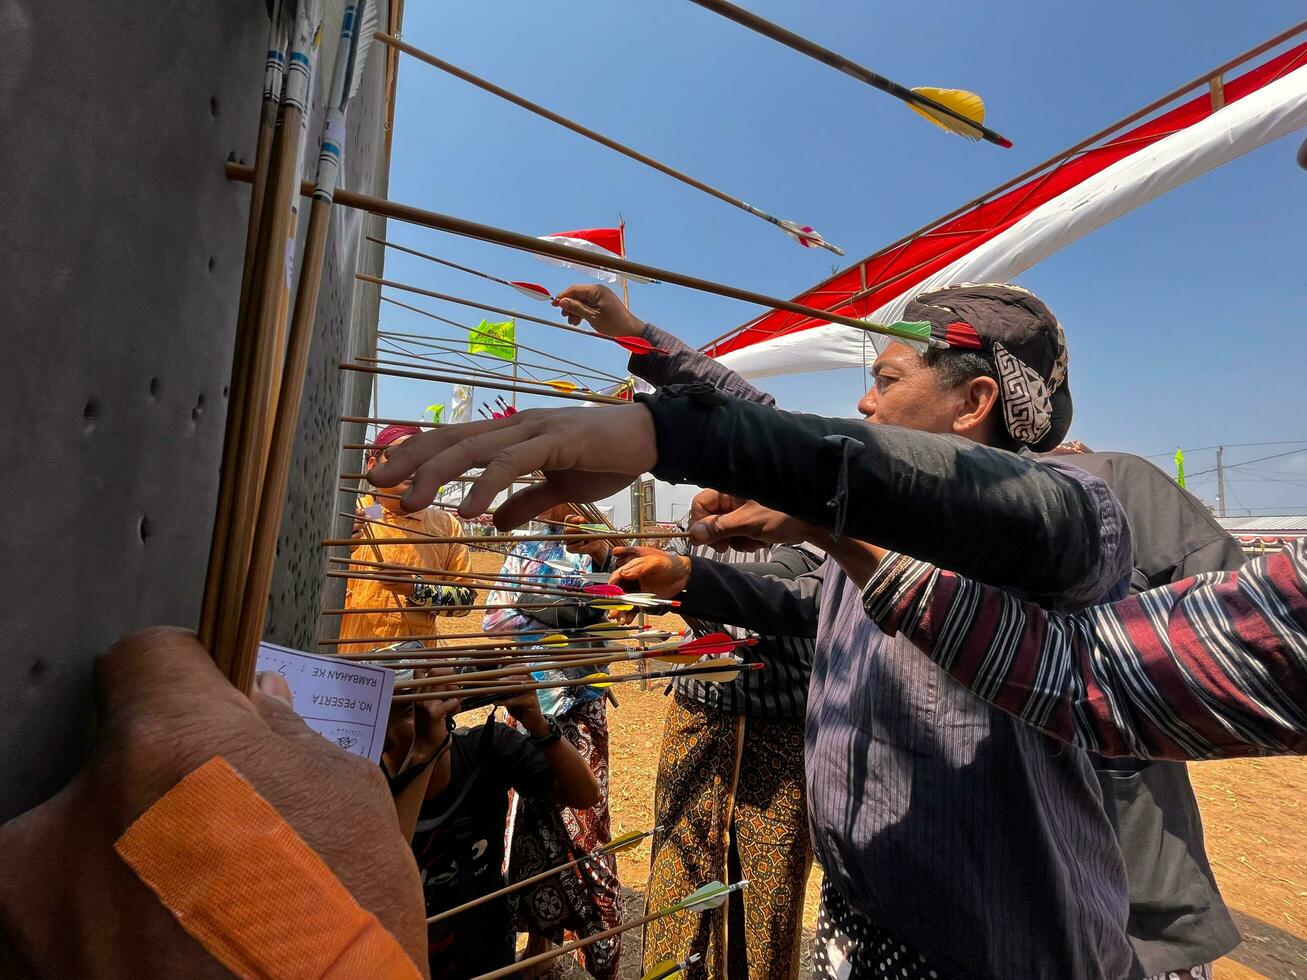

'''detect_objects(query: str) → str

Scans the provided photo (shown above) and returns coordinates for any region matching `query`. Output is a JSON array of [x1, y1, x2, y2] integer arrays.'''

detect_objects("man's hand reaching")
[[687, 490, 816, 552], [553, 284, 644, 338], [368, 406, 658, 529]]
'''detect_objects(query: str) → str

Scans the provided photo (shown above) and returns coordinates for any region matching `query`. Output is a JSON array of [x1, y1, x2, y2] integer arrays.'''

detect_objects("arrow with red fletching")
[[612, 334, 668, 356]]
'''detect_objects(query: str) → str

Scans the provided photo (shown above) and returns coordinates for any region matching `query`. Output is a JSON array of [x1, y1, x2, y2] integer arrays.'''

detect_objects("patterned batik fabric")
[[482, 539, 603, 718], [643, 695, 812, 980], [813, 879, 946, 980], [508, 700, 622, 980]]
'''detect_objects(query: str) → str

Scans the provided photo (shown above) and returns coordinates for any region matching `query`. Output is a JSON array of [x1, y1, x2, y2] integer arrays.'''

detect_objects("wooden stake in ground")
[[226, 1, 379, 690]]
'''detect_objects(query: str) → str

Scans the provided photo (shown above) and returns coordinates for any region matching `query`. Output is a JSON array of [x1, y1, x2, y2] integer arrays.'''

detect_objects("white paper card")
[[255, 642, 394, 763]]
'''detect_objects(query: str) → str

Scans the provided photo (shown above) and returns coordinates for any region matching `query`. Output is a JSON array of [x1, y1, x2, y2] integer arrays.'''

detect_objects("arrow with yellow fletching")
[[686, 0, 1010, 147], [642, 954, 702, 980]]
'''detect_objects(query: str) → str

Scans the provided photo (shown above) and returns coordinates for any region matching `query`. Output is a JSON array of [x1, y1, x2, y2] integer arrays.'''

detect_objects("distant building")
[[1217, 515, 1307, 558]]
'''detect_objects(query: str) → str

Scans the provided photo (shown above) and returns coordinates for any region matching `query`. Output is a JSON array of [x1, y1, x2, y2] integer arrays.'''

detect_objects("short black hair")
[[923, 346, 998, 389], [921, 347, 1018, 451]]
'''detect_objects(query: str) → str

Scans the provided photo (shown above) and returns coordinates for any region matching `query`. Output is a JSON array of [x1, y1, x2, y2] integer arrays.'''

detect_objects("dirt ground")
[[440, 554, 1306, 979]]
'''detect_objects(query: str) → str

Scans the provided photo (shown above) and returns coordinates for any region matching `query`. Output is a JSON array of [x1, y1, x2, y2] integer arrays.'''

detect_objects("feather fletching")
[[908, 87, 985, 141], [348, 0, 379, 100]]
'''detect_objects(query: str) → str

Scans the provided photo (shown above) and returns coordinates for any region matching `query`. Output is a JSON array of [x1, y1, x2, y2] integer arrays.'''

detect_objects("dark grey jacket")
[[1050, 451, 1242, 974]]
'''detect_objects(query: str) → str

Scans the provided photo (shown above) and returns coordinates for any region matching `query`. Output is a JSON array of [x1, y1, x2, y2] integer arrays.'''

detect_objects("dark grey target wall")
[[0, 1, 388, 821]]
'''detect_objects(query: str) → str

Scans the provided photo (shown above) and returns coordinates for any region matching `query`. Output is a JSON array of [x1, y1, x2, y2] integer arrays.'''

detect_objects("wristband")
[[528, 717, 563, 749]]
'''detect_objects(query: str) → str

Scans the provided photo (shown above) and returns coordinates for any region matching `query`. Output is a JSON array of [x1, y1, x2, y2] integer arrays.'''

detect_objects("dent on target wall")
[[0, 1, 389, 821]]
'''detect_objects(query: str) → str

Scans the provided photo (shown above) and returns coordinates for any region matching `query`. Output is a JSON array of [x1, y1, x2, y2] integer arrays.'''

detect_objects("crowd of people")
[[3, 280, 1304, 980]]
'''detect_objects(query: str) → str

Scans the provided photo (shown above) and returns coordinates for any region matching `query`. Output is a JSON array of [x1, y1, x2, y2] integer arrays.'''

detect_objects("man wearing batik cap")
[[508, 281, 1137, 980], [338, 424, 475, 654]]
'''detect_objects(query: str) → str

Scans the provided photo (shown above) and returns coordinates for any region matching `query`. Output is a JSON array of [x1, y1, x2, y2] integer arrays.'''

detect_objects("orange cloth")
[[337, 502, 473, 654], [115, 757, 421, 980]]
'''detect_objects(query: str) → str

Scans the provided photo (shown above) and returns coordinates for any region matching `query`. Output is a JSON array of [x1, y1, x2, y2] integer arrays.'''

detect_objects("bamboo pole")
[[224, 4, 374, 688], [206, 5, 323, 661]]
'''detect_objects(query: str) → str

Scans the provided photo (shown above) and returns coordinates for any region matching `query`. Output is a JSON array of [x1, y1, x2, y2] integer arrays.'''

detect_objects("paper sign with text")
[[255, 642, 394, 763]]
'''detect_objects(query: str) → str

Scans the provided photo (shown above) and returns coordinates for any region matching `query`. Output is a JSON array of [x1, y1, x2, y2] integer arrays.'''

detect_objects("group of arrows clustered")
[[201, 1, 1011, 975]]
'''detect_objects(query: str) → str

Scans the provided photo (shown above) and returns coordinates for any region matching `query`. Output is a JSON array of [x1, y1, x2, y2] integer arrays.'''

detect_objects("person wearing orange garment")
[[339, 425, 476, 655]]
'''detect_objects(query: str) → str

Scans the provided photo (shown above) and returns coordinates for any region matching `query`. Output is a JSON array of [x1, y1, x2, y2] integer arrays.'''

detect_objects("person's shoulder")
[[421, 508, 463, 536]]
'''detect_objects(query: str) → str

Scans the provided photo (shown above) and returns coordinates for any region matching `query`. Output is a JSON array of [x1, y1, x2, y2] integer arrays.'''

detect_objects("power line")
[[1143, 439, 1307, 460], [1187, 446, 1307, 478]]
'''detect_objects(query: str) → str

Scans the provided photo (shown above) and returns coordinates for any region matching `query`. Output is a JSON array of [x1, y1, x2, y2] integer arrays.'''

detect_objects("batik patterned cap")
[[904, 283, 1072, 452]]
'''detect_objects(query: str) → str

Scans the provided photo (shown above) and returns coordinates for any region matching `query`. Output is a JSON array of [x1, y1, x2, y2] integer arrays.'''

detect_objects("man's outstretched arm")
[[863, 542, 1307, 761]]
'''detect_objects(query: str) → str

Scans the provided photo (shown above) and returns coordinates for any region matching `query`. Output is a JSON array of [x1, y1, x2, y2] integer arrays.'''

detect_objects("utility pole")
[[1216, 446, 1226, 518]]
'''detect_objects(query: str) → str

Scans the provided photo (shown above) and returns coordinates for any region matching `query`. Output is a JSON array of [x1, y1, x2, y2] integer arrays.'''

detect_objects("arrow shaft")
[[686, 0, 1012, 147], [340, 361, 626, 405], [394, 651, 627, 689], [225, 163, 923, 343], [428, 830, 654, 925], [373, 33, 841, 251], [470, 906, 676, 980], [394, 660, 757, 704], [379, 297, 629, 381], [325, 530, 687, 547]]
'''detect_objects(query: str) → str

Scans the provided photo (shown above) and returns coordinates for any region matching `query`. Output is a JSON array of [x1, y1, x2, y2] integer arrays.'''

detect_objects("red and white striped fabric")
[[705, 42, 1307, 378], [536, 227, 657, 285]]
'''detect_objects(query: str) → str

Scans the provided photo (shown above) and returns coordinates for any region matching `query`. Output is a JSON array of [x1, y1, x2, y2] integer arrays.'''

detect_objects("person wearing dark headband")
[[373, 283, 1137, 980]]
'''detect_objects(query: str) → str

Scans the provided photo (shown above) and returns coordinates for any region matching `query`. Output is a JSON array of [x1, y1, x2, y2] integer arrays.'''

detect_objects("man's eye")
[[875, 374, 896, 390]]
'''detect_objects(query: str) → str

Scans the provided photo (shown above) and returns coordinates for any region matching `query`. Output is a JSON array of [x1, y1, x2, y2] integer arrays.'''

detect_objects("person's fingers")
[[459, 437, 556, 517], [254, 671, 294, 707], [493, 482, 574, 531], [369, 416, 517, 496], [252, 691, 319, 741], [607, 558, 648, 586], [400, 423, 545, 513], [557, 297, 597, 325]]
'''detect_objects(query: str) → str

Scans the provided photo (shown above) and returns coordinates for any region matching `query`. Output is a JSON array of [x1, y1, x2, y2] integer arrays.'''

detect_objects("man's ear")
[[952, 375, 1001, 437]]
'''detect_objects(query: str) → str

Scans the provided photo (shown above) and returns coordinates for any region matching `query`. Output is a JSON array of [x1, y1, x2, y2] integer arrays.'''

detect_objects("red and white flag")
[[536, 227, 657, 285]]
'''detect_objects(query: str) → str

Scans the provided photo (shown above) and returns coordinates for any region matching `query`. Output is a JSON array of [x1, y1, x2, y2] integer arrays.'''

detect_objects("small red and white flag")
[[536, 227, 657, 285]]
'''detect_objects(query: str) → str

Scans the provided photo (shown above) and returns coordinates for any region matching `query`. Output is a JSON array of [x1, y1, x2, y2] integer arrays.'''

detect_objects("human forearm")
[[628, 324, 777, 405], [515, 714, 600, 809], [864, 546, 1307, 760], [641, 387, 1099, 595], [678, 557, 821, 637]]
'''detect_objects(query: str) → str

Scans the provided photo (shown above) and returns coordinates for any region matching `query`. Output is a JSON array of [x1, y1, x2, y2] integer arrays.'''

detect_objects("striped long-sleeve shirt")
[[862, 540, 1307, 761]]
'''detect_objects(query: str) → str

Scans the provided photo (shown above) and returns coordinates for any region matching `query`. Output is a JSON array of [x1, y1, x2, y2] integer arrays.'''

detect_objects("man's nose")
[[857, 388, 877, 419]]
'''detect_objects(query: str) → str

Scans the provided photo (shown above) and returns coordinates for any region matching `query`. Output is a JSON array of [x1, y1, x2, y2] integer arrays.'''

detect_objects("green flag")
[[469, 318, 516, 362], [424, 403, 444, 424], [1174, 448, 1185, 488]]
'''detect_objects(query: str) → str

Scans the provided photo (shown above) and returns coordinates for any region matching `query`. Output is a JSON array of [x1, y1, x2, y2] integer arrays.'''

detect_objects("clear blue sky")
[[376, 0, 1307, 522]]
